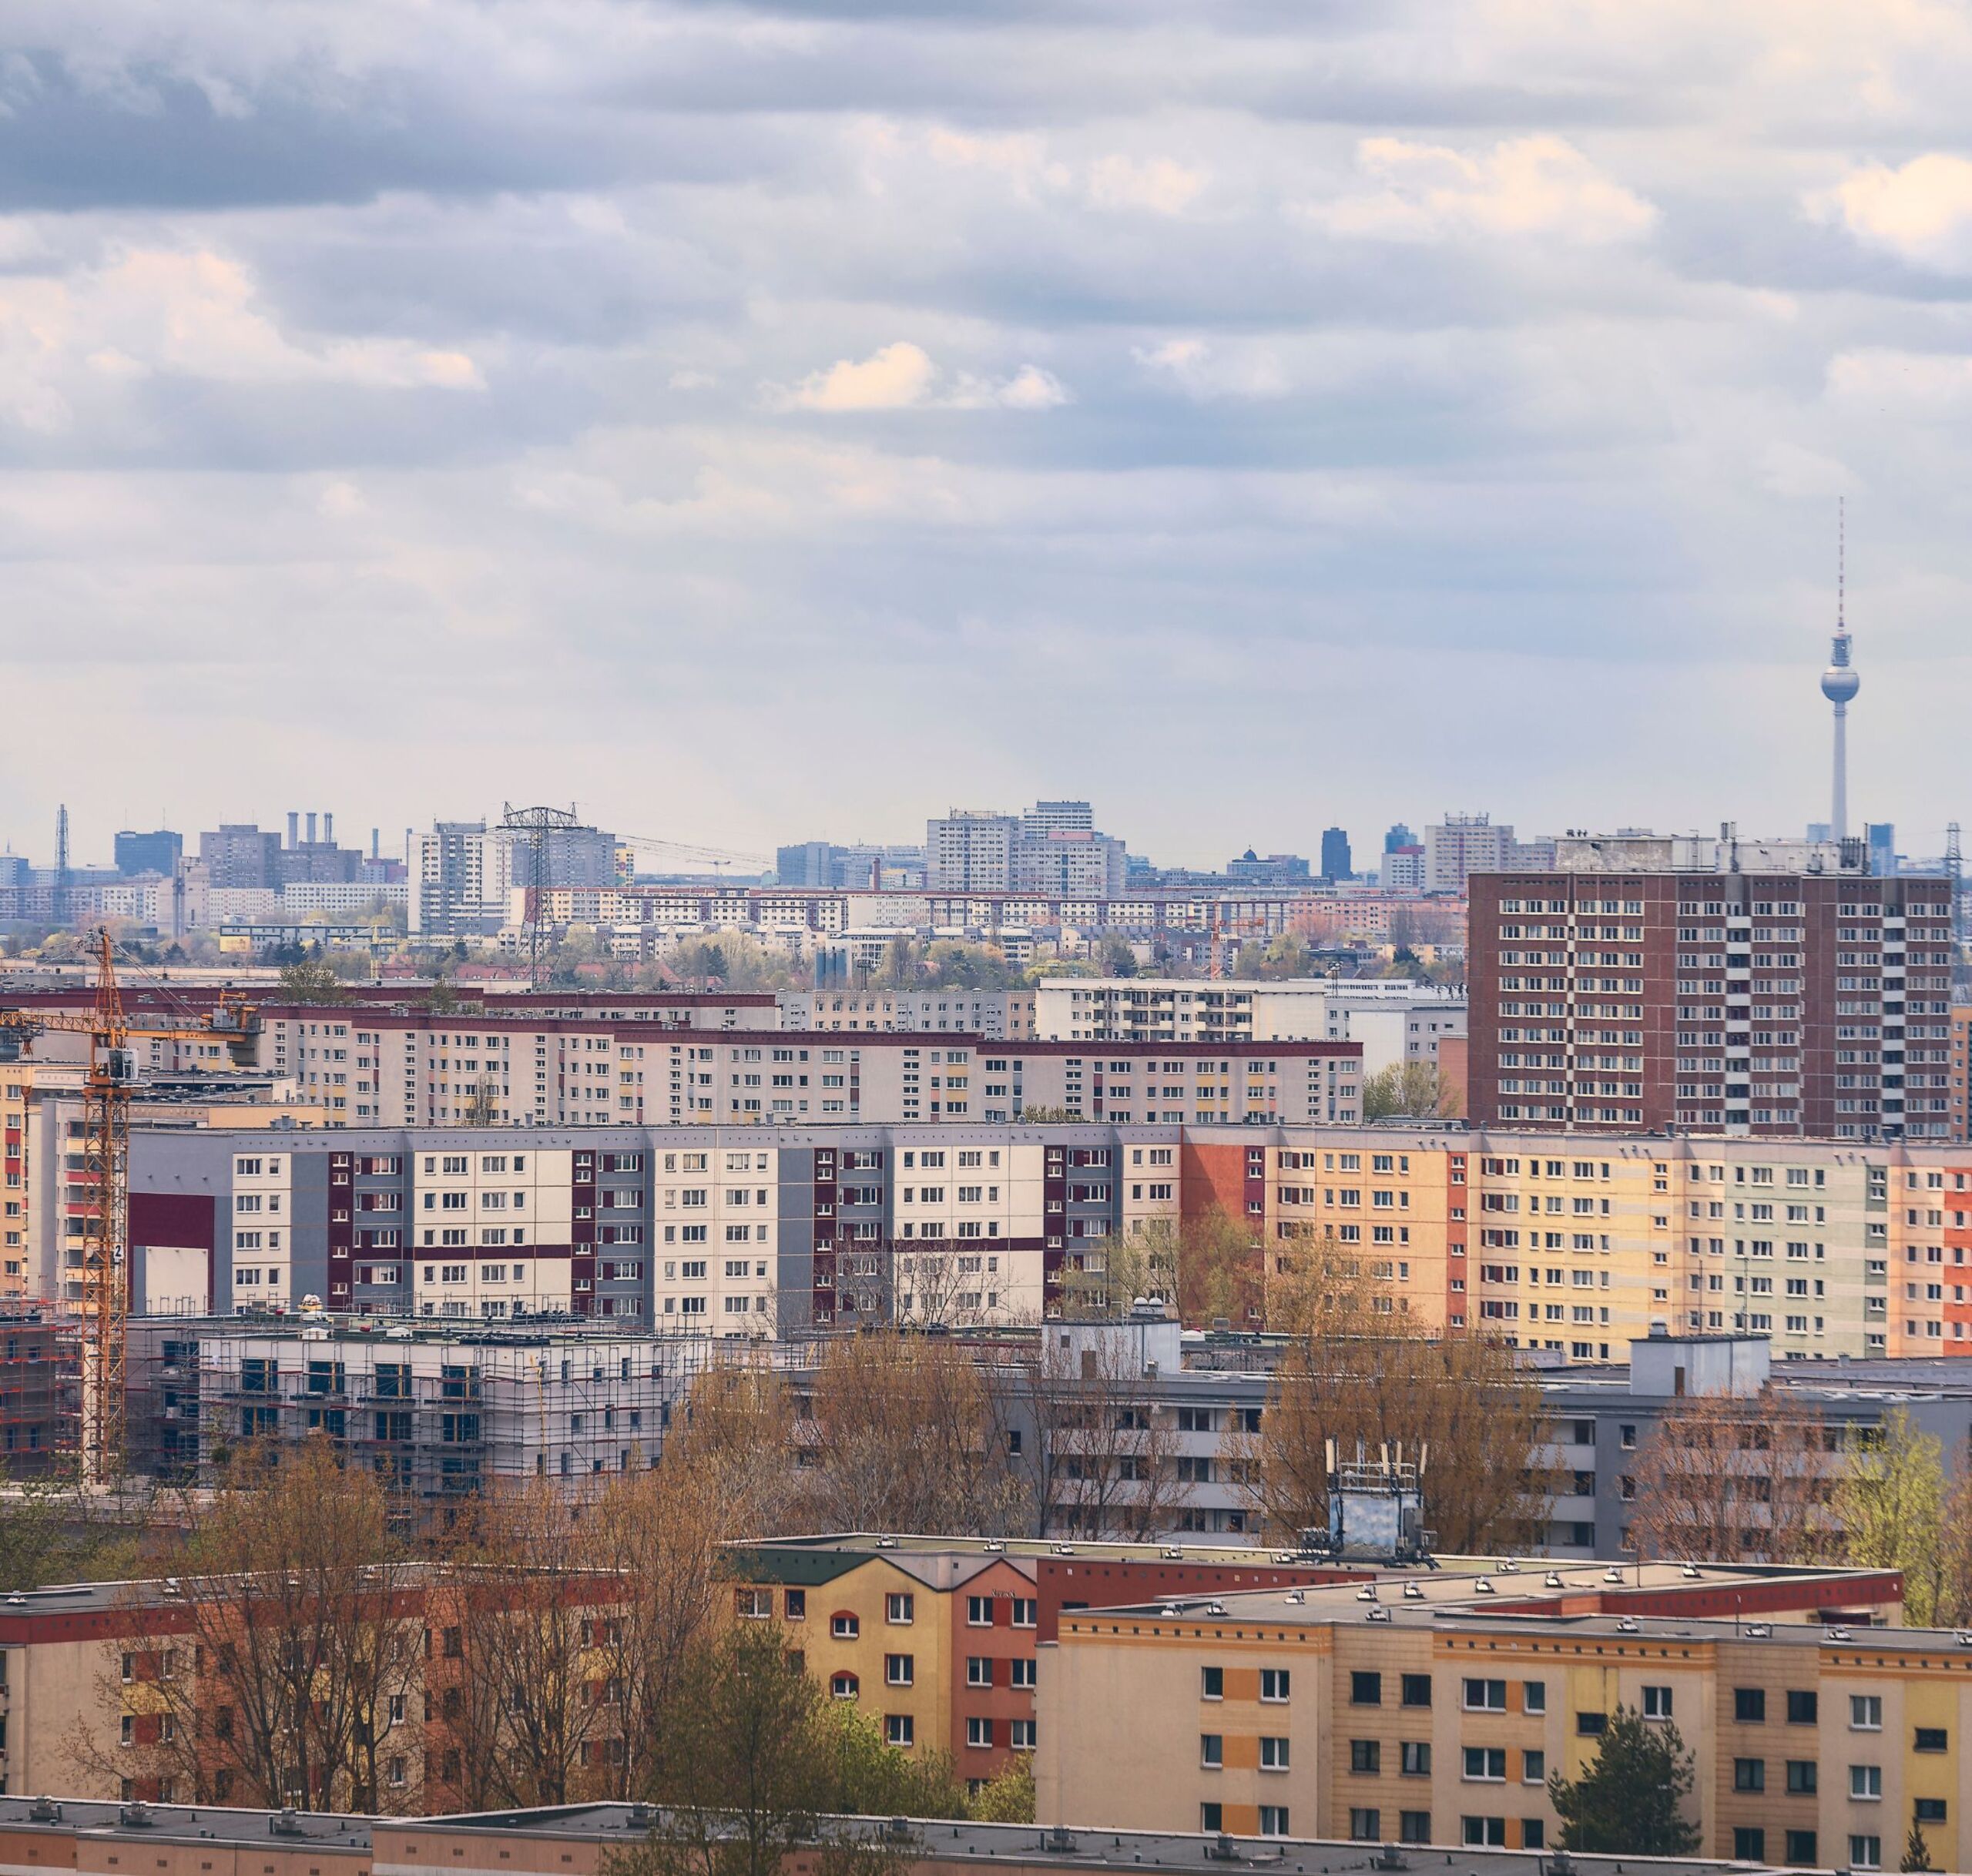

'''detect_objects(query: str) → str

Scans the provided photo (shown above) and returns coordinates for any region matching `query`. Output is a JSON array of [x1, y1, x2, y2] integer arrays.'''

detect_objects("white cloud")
[[784, 340, 936, 411], [0, 244, 483, 430], [1303, 135, 1657, 244], [1088, 154, 1205, 216], [774, 342, 1065, 414], [1813, 152, 1972, 272]]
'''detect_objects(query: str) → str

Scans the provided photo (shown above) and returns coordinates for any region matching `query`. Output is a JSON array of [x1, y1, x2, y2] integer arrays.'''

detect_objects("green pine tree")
[[1548, 1705, 1699, 1858], [1901, 1821, 1935, 1872]]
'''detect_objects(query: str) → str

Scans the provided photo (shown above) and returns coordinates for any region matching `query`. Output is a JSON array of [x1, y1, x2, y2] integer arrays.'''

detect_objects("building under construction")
[[177, 1317, 735, 1499], [0, 1304, 80, 1477]]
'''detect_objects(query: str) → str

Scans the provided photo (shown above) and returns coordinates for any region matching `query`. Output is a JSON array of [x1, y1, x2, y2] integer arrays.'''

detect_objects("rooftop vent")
[[1402, 1582, 1424, 1600], [120, 1805, 156, 1829], [270, 1810, 306, 1838], [27, 1799, 62, 1824]]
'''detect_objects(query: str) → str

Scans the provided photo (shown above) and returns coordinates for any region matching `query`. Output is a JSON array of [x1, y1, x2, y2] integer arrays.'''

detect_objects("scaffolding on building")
[[0, 1301, 82, 1477]]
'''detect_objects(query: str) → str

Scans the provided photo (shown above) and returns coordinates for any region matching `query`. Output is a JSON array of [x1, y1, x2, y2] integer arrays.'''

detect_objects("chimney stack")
[[287, 812, 299, 849], [371, 828, 380, 861], [306, 812, 317, 845], [324, 811, 334, 846]]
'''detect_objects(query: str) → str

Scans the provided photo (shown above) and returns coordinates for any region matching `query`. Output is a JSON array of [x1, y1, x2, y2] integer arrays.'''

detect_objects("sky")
[[3, 0, 1972, 872]]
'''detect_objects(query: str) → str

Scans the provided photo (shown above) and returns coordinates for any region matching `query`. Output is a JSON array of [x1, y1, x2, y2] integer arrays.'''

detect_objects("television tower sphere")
[[1821, 660, 1859, 705]]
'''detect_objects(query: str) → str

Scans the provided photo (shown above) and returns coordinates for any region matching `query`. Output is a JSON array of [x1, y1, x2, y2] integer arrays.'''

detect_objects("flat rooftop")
[[394, 1807, 1793, 1876], [0, 1798, 371, 1849]]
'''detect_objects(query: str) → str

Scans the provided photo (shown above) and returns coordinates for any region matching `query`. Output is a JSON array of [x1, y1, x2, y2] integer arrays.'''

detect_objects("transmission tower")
[[498, 804, 596, 988], [1950, 822, 1967, 943]]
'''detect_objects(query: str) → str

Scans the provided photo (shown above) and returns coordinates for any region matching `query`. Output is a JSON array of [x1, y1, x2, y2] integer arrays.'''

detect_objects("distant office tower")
[[776, 841, 837, 889], [1466, 846, 1955, 1141], [408, 819, 617, 936], [1320, 828, 1353, 881], [1867, 822, 1896, 876], [115, 829, 182, 879], [1383, 822, 1417, 853]]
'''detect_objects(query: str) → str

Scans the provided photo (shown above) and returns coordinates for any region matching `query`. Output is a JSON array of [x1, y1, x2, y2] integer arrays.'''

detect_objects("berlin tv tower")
[[1820, 501, 1860, 842]]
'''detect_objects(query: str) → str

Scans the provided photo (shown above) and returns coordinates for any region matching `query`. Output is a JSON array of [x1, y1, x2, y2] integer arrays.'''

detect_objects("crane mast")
[[0, 931, 260, 1486]]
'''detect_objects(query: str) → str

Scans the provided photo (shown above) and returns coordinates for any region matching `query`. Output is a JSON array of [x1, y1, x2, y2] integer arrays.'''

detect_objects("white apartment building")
[[775, 989, 1036, 1038], [1036, 978, 1343, 1043]]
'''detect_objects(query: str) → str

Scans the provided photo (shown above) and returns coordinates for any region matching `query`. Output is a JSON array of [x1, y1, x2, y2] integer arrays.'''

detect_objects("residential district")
[[6, 650, 1972, 1871]]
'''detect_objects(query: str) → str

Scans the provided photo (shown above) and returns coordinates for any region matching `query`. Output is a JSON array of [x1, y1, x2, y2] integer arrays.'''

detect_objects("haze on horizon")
[[2, 0, 1970, 869]]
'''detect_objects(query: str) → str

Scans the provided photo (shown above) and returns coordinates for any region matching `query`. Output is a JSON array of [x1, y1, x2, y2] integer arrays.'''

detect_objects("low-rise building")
[[1039, 1567, 1967, 1868]]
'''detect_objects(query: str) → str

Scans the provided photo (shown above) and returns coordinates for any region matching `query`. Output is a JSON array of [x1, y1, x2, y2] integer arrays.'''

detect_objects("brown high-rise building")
[[1466, 836, 1954, 1141]]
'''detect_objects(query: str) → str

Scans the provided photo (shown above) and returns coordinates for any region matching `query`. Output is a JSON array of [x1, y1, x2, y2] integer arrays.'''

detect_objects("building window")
[[886, 1593, 914, 1626], [1257, 1807, 1290, 1839], [1464, 1677, 1506, 1711], [1400, 1742, 1431, 1776], [1850, 1764, 1882, 1801], [1201, 1666, 1223, 1700], [1399, 1813, 1430, 1846], [1350, 1739, 1379, 1774], [831, 1613, 860, 1640], [1735, 1687, 1766, 1724], [1351, 1671, 1382, 1706], [1462, 1817, 1506, 1848], [830, 1673, 858, 1700], [1734, 1759, 1765, 1793], [884, 1654, 914, 1687], [1733, 1828, 1766, 1862], [1786, 1689, 1817, 1724], [1348, 1811, 1380, 1843], [967, 1717, 994, 1750], [1259, 1737, 1290, 1772], [1400, 1673, 1432, 1708], [1261, 1667, 1290, 1702], [886, 1714, 914, 1748], [1850, 1835, 1881, 1870], [1786, 1760, 1817, 1794], [1642, 1685, 1672, 1719], [1200, 1734, 1223, 1769], [1785, 1831, 1817, 1866], [1850, 1694, 1883, 1731], [1464, 1747, 1506, 1783]]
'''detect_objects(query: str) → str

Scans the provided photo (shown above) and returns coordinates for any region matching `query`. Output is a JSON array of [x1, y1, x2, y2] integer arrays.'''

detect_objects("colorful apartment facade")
[[1038, 1566, 1960, 1868]]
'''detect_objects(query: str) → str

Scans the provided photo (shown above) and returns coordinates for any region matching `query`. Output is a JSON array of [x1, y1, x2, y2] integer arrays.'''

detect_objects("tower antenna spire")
[[1819, 498, 1860, 844]]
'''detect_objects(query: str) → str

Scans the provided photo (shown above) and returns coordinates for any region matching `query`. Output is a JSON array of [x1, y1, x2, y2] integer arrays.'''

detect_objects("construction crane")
[[0, 932, 260, 1485], [1206, 906, 1269, 980]]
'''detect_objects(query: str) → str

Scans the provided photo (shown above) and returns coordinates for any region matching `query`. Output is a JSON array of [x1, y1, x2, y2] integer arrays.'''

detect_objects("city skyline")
[[3, 5, 1970, 856]]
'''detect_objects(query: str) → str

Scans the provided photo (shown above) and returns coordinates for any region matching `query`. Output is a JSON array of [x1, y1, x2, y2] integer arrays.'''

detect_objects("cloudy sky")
[[4, 0, 1971, 871]]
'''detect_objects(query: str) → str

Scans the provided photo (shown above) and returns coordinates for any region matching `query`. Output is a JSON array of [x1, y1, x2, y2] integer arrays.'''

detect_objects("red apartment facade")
[[1467, 868, 1954, 1141]]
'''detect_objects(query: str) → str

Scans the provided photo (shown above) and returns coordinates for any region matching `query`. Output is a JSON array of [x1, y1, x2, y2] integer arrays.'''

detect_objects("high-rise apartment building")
[[410, 819, 618, 935], [925, 812, 1018, 892], [1467, 845, 1956, 1140], [1421, 812, 1553, 891], [927, 803, 1125, 896], [197, 823, 283, 889], [1319, 827, 1352, 881]]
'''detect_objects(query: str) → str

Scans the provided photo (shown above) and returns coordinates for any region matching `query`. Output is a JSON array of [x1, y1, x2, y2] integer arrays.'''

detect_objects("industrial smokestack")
[[371, 828, 380, 861], [306, 812, 317, 845], [324, 811, 334, 846], [287, 812, 299, 849]]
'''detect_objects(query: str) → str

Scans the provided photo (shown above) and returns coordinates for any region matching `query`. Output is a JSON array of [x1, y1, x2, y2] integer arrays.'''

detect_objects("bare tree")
[[1629, 1388, 1838, 1564], [74, 1438, 424, 1811], [993, 1330, 1192, 1541], [1224, 1248, 1551, 1553], [798, 1333, 1021, 1534], [585, 1458, 746, 1797], [438, 1479, 615, 1809]]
